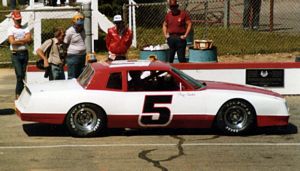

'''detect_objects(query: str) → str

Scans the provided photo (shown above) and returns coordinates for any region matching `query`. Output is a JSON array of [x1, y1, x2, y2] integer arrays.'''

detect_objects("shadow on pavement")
[[0, 108, 15, 115], [253, 123, 298, 135], [22, 123, 217, 137], [115, 128, 217, 137], [22, 123, 298, 137], [23, 123, 70, 137]]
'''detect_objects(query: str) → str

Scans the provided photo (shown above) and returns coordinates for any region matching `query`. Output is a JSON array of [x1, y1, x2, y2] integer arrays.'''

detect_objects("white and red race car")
[[16, 60, 289, 137]]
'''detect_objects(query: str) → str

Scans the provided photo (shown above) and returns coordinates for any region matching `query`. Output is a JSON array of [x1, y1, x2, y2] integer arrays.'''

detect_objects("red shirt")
[[106, 26, 133, 55], [165, 10, 191, 34]]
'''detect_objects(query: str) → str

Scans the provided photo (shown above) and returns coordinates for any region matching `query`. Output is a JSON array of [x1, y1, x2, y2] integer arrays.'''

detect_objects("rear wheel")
[[216, 99, 256, 135], [66, 103, 106, 137]]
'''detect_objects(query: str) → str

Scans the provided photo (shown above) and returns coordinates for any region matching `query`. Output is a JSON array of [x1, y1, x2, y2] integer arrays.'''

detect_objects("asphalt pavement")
[[1, 68, 300, 171]]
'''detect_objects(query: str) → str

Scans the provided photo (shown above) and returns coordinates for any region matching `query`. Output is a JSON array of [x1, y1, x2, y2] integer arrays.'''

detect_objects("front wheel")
[[216, 99, 256, 135], [66, 103, 106, 137]]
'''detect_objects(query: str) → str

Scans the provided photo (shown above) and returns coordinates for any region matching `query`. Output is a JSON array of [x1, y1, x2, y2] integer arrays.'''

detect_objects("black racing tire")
[[216, 99, 256, 135], [66, 103, 106, 137]]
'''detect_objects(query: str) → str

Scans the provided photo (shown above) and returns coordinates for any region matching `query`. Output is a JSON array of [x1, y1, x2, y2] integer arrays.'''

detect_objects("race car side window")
[[107, 72, 122, 90], [142, 70, 180, 91], [127, 70, 144, 91]]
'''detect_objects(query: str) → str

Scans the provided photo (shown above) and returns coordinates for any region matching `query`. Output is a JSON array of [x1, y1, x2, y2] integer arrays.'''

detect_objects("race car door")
[[124, 70, 210, 128]]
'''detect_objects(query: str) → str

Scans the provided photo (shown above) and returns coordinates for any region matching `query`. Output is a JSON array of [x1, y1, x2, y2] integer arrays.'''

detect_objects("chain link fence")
[[124, 0, 300, 55], [0, 6, 80, 63]]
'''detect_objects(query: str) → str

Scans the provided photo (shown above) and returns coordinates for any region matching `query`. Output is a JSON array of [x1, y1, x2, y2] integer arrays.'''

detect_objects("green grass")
[[136, 25, 300, 55], [202, 26, 300, 55]]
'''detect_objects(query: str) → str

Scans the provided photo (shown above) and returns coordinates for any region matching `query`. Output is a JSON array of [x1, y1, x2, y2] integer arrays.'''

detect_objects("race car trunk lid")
[[26, 79, 83, 93]]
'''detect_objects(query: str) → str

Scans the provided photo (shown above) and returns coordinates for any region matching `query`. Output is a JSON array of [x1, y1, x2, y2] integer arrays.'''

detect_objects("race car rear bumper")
[[16, 108, 66, 124]]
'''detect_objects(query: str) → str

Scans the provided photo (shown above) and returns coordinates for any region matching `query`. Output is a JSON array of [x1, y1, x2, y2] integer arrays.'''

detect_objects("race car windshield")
[[78, 64, 95, 88], [171, 67, 204, 89]]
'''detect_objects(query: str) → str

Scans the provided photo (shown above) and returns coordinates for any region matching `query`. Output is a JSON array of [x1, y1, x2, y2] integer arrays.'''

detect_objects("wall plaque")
[[246, 69, 284, 87]]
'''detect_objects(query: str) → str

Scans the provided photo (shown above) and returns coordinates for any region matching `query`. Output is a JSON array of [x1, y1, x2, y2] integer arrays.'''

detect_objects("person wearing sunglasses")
[[63, 12, 86, 79], [163, 0, 192, 63]]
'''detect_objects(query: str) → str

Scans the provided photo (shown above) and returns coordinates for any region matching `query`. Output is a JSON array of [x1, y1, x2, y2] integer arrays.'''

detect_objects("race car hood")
[[26, 79, 83, 93], [203, 80, 283, 98]]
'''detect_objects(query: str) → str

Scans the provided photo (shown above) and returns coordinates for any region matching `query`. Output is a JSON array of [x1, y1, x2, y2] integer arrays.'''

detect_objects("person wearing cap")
[[63, 12, 86, 79], [7, 10, 32, 99], [163, 0, 192, 63], [106, 14, 133, 61]]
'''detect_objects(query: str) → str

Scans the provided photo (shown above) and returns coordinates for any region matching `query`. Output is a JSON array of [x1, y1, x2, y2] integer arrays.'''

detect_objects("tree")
[[98, 0, 165, 17], [98, 0, 127, 17]]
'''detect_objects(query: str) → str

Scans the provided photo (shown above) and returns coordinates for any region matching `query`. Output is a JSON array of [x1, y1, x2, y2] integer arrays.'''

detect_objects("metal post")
[[2, 0, 7, 6], [203, 0, 208, 39], [91, 0, 98, 49], [82, 2, 96, 62], [123, 4, 128, 25], [128, 0, 137, 48], [129, 0, 132, 31], [132, 4, 137, 47], [224, 0, 230, 28], [270, 0, 274, 32], [30, 0, 34, 9]]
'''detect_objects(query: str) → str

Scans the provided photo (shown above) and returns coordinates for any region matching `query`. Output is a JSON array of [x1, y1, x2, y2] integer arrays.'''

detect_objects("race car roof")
[[109, 60, 152, 68], [91, 60, 171, 71]]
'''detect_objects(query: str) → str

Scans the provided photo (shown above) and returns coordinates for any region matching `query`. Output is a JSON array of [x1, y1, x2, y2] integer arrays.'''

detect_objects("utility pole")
[[224, 0, 230, 28]]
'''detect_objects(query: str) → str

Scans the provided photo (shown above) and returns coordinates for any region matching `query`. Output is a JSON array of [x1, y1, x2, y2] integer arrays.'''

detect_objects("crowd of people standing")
[[7, 0, 193, 99], [7, 8, 134, 99], [7, 0, 195, 99], [6, 0, 264, 99]]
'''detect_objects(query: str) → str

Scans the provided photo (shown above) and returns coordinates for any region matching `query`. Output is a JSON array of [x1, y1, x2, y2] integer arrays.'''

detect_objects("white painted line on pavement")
[[1, 143, 300, 149]]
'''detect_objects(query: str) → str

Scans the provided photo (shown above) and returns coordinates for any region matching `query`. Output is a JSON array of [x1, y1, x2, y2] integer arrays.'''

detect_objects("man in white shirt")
[[64, 12, 86, 79], [7, 10, 32, 99]]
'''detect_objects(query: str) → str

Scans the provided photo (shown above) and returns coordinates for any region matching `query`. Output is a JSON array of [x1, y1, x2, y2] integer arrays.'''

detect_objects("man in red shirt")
[[106, 15, 133, 61], [163, 0, 192, 63]]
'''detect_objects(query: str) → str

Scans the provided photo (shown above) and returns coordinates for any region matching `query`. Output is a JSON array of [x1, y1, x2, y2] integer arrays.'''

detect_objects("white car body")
[[16, 60, 289, 136]]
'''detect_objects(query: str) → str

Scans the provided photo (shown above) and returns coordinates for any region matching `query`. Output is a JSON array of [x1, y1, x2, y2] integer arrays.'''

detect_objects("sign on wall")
[[246, 69, 284, 87]]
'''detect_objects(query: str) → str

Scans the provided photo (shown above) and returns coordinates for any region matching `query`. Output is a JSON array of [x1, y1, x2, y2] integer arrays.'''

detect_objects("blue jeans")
[[65, 54, 86, 79], [49, 64, 65, 80], [167, 35, 187, 63], [11, 51, 28, 96]]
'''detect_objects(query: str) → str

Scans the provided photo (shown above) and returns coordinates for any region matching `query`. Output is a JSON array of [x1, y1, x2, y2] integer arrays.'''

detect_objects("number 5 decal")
[[139, 95, 173, 127]]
